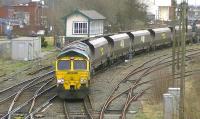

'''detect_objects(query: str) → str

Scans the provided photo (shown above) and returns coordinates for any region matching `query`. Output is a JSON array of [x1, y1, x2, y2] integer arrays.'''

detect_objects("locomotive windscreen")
[[74, 60, 87, 70], [57, 60, 71, 70]]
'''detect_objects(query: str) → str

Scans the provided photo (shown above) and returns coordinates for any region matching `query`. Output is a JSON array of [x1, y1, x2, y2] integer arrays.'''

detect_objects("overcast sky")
[[176, 0, 200, 5]]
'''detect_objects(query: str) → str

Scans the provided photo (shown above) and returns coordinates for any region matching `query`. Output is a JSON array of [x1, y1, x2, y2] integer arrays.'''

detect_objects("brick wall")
[[0, 2, 45, 35]]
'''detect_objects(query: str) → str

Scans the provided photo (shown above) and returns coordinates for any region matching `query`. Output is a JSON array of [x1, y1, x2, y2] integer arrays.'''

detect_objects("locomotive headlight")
[[80, 78, 87, 84], [57, 79, 64, 84]]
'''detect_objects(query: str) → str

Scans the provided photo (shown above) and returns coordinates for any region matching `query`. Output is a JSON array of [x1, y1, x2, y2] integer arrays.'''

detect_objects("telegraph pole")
[[172, 0, 177, 87], [177, 7, 182, 71], [179, 0, 187, 119]]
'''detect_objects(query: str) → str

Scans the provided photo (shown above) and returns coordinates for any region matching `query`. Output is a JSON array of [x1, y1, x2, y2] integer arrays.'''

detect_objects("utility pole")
[[177, 7, 181, 71], [172, 0, 177, 87], [179, 0, 187, 119]]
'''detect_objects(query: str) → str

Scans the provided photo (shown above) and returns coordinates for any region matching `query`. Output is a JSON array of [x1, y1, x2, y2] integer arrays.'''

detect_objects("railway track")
[[99, 54, 168, 119], [0, 47, 199, 119], [64, 96, 94, 119], [0, 71, 54, 103], [0, 71, 56, 119], [0, 64, 53, 83], [99, 48, 200, 119]]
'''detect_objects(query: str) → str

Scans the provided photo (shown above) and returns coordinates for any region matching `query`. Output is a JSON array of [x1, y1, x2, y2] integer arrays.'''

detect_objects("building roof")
[[12, 37, 39, 41], [65, 9, 106, 20], [79, 10, 106, 20], [1, 0, 31, 5]]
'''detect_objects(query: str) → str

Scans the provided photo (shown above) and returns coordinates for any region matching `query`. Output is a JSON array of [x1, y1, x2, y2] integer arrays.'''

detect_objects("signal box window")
[[58, 60, 71, 70], [73, 22, 88, 34], [74, 60, 87, 70]]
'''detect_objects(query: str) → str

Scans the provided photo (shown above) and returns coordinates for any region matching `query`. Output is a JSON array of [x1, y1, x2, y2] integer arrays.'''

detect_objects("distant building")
[[0, 2, 47, 35], [1, 0, 31, 5], [140, 0, 174, 21], [188, 6, 200, 21], [64, 10, 106, 39], [157, 0, 175, 21], [0, 0, 42, 5]]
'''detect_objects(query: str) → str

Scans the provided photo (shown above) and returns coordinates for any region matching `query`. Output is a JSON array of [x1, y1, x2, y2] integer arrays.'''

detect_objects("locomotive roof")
[[58, 42, 90, 59], [57, 49, 89, 59]]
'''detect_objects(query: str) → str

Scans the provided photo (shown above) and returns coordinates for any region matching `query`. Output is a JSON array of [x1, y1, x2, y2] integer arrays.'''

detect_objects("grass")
[[135, 103, 163, 119], [134, 67, 173, 119], [185, 79, 200, 118], [0, 58, 29, 76], [184, 56, 200, 118], [0, 49, 58, 77]]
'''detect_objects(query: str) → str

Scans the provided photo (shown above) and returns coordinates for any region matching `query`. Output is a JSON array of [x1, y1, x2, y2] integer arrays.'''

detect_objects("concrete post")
[[163, 93, 173, 119], [168, 88, 180, 118]]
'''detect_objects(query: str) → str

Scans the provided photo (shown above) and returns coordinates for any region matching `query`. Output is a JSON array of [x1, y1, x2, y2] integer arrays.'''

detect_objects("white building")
[[140, 0, 173, 21], [156, 0, 172, 21], [64, 10, 106, 38]]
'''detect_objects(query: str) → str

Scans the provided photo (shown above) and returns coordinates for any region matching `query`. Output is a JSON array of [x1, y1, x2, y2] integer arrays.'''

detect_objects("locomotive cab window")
[[57, 60, 71, 70], [74, 60, 87, 70]]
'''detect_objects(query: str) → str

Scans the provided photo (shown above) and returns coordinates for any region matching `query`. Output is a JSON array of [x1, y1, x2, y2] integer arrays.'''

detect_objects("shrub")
[[41, 36, 48, 48]]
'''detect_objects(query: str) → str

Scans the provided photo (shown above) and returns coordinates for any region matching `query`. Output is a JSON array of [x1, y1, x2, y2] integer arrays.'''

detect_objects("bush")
[[41, 36, 48, 48]]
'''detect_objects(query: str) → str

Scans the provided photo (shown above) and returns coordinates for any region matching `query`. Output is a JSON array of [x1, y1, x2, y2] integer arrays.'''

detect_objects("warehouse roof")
[[12, 37, 39, 41], [1, 0, 31, 5], [64, 9, 106, 20]]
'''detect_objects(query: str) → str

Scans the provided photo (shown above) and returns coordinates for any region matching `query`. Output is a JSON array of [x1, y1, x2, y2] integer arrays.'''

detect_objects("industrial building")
[[0, 1, 47, 36], [140, 0, 175, 21]]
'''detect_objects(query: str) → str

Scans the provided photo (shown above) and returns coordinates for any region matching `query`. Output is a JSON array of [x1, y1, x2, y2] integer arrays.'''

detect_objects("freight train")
[[55, 24, 200, 99]]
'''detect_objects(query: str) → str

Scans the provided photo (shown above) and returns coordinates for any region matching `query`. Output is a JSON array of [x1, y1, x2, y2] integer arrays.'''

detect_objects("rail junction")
[[0, 45, 200, 119]]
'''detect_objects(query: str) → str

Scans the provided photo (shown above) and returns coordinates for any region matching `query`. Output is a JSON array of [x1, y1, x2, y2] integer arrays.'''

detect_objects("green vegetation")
[[0, 50, 58, 78], [135, 112, 148, 119], [41, 36, 57, 52], [0, 59, 29, 76], [41, 36, 48, 48], [185, 79, 200, 118], [135, 103, 163, 119], [184, 56, 200, 118]]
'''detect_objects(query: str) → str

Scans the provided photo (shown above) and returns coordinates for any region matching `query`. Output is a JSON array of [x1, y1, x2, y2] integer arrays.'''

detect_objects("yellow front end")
[[56, 57, 90, 90]]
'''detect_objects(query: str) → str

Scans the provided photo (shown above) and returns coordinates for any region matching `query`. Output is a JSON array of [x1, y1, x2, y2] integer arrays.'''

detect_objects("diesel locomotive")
[[55, 24, 200, 99]]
